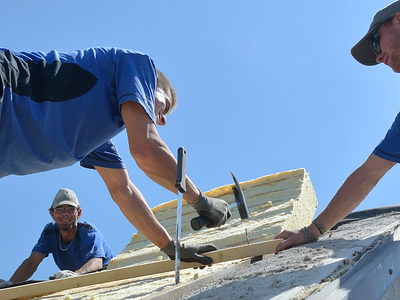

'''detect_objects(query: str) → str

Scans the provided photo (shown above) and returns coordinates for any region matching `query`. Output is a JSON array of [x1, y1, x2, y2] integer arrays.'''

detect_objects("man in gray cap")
[[275, 0, 400, 252], [0, 188, 114, 287]]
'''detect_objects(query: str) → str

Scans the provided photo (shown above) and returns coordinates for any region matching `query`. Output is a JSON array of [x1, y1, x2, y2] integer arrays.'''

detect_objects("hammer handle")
[[191, 216, 212, 231], [176, 147, 187, 193], [191, 201, 236, 231]]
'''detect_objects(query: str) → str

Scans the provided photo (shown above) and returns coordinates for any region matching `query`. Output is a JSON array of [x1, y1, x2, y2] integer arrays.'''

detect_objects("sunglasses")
[[371, 28, 382, 55], [371, 18, 393, 56], [54, 207, 78, 214]]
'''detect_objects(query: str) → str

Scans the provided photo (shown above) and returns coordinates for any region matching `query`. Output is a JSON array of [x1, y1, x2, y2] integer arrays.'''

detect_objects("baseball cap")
[[351, 1, 400, 66], [51, 188, 79, 209]]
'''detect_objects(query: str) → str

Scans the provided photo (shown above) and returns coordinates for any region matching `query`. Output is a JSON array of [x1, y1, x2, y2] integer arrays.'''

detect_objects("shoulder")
[[77, 47, 146, 63], [111, 47, 146, 57], [77, 222, 105, 242], [43, 222, 58, 235], [78, 221, 95, 232], [113, 48, 154, 66]]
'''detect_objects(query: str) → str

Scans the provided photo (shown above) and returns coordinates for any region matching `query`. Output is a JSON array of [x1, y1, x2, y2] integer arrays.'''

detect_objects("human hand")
[[274, 229, 307, 253], [161, 240, 217, 265], [0, 279, 13, 288], [191, 192, 231, 228], [275, 226, 320, 253], [49, 270, 78, 280]]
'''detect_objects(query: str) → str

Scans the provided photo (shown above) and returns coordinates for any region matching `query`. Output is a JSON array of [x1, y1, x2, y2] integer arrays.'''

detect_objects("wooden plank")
[[147, 253, 275, 300], [0, 239, 281, 300]]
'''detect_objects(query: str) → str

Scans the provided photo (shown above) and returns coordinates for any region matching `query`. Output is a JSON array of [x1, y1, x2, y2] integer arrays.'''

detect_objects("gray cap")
[[351, 1, 400, 66], [51, 188, 79, 209]]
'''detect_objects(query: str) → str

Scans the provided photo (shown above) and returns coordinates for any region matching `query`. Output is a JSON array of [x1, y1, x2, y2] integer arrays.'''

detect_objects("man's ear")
[[49, 209, 55, 220], [394, 12, 400, 24], [77, 208, 82, 219]]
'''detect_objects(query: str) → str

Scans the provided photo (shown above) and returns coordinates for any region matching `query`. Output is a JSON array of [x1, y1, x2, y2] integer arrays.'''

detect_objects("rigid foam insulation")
[[40, 168, 317, 300]]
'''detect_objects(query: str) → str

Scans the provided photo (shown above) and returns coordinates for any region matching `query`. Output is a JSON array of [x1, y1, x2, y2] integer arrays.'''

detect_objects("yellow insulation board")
[[39, 168, 317, 300]]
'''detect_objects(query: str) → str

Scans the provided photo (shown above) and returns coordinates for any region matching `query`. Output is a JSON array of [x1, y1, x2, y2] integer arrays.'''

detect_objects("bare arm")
[[275, 154, 396, 252], [315, 154, 395, 231], [120, 101, 200, 203], [95, 166, 172, 248], [10, 251, 45, 283], [74, 257, 103, 275]]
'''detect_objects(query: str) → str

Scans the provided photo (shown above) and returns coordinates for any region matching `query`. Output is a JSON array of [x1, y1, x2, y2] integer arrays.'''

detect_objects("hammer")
[[191, 171, 250, 231]]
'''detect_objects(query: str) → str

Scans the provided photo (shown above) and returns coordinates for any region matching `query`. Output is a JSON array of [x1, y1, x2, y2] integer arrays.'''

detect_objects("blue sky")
[[1, 0, 400, 281]]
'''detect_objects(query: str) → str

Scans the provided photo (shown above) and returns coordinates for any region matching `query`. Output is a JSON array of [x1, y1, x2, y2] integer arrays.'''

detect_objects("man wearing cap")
[[275, 0, 400, 252], [0, 188, 114, 287], [0, 47, 230, 266]]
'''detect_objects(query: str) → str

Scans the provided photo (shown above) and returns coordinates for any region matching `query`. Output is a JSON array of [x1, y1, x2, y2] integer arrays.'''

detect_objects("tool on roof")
[[191, 171, 250, 231], [175, 147, 187, 285]]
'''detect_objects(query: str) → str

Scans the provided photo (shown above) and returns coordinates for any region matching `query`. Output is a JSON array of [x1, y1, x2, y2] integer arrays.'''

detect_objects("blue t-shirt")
[[32, 222, 114, 271], [0, 47, 157, 177], [373, 112, 400, 163]]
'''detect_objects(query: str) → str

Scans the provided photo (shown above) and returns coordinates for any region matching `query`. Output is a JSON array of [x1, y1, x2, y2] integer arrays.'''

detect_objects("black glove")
[[161, 240, 217, 265], [191, 191, 231, 228]]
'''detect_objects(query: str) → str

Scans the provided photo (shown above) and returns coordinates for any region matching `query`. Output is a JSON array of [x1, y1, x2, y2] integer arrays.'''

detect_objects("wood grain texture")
[[0, 239, 282, 300]]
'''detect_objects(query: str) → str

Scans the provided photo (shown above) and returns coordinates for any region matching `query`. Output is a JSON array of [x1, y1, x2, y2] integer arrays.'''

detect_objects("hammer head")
[[231, 171, 250, 220]]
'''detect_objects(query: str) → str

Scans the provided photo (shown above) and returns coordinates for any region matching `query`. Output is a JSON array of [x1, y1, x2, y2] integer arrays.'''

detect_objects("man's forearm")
[[75, 257, 103, 275], [319, 169, 375, 229], [10, 259, 37, 283], [96, 167, 173, 249], [311, 155, 395, 237], [274, 154, 396, 253], [132, 132, 200, 203], [121, 101, 201, 203], [114, 182, 172, 248]]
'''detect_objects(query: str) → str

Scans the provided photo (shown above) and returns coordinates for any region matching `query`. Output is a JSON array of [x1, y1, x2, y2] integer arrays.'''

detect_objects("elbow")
[[355, 164, 384, 189], [94, 258, 104, 271], [355, 154, 395, 188], [108, 183, 133, 204], [130, 145, 149, 164], [129, 142, 156, 171]]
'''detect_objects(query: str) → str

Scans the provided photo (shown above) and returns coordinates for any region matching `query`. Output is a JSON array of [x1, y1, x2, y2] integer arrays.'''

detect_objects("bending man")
[[0, 47, 230, 263], [275, 1, 400, 252]]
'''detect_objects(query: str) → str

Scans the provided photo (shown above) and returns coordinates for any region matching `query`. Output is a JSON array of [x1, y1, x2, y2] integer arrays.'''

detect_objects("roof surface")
[[9, 174, 400, 299], [168, 207, 400, 300]]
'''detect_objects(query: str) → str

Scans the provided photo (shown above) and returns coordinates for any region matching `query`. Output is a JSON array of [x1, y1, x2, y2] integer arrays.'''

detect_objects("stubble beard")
[[59, 223, 75, 232], [389, 44, 400, 73]]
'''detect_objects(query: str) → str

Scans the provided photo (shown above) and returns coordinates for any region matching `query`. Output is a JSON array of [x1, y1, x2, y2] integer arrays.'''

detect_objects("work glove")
[[191, 191, 231, 228], [161, 240, 217, 265], [49, 270, 78, 280], [0, 279, 13, 288]]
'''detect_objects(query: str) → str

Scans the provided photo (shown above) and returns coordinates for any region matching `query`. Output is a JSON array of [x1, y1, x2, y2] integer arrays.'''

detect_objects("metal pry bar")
[[190, 171, 250, 231], [175, 147, 187, 285]]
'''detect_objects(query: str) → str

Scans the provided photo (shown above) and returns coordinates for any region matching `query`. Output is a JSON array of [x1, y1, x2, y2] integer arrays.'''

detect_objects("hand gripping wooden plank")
[[0, 239, 282, 300]]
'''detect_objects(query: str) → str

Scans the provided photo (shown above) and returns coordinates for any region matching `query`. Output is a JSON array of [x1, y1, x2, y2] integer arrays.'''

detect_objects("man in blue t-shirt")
[[0, 47, 231, 269], [275, 1, 400, 252], [2, 188, 114, 285]]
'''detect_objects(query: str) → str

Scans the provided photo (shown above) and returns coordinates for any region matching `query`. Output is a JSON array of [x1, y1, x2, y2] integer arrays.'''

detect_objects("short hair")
[[156, 69, 177, 114]]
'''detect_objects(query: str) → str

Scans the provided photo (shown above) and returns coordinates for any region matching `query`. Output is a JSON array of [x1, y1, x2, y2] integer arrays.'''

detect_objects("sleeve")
[[373, 112, 400, 163], [80, 140, 125, 170], [115, 50, 157, 124], [31, 224, 52, 257], [78, 224, 108, 264]]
